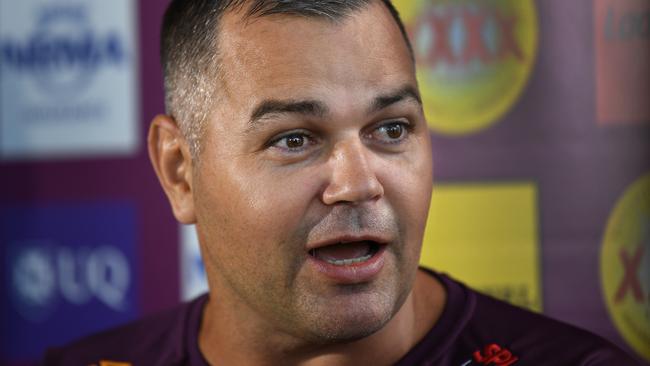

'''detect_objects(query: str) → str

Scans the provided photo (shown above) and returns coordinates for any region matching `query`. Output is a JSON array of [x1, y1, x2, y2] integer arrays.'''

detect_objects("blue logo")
[[9, 241, 58, 323], [1, 203, 139, 361], [1, 4, 126, 96], [10, 241, 132, 323]]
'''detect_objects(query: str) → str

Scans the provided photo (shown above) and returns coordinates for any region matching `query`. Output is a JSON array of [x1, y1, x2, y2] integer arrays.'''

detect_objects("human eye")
[[368, 120, 412, 145], [268, 131, 316, 153]]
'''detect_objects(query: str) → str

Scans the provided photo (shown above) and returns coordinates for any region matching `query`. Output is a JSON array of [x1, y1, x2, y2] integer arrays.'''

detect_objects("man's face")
[[193, 1, 433, 343]]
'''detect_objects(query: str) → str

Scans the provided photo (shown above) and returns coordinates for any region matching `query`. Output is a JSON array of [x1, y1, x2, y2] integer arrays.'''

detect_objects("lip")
[[305, 234, 390, 284], [306, 234, 391, 251]]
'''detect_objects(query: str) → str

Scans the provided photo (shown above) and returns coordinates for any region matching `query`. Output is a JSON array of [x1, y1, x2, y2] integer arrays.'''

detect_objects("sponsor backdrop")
[[0, 0, 648, 364]]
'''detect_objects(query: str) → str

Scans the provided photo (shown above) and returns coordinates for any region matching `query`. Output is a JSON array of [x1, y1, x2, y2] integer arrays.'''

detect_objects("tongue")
[[314, 242, 372, 261]]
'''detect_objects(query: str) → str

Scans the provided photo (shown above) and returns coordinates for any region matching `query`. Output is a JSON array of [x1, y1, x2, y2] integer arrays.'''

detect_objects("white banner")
[[0, 0, 139, 160]]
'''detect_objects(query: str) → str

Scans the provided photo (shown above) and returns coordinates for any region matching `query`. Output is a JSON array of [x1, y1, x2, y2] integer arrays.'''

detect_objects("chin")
[[309, 316, 390, 345], [301, 289, 399, 344]]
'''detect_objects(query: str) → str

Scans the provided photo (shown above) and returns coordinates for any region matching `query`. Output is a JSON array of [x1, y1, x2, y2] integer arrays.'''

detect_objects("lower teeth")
[[324, 253, 373, 266]]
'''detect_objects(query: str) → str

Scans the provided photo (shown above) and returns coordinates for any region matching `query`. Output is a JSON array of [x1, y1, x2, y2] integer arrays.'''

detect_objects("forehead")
[[215, 1, 415, 111]]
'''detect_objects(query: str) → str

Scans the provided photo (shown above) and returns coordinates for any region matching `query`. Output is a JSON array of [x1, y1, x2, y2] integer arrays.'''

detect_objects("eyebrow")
[[250, 99, 328, 125], [248, 84, 422, 129], [369, 85, 422, 114]]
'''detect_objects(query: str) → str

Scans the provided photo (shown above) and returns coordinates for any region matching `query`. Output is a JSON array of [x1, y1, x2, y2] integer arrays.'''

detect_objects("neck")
[[199, 269, 446, 366]]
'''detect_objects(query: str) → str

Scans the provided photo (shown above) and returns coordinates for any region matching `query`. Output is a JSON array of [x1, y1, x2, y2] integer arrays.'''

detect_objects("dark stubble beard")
[[266, 203, 414, 344]]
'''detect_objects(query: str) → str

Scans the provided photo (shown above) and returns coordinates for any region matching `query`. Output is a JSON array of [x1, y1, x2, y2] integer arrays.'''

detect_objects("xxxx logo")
[[413, 5, 523, 67], [393, 0, 537, 135], [615, 245, 646, 305], [601, 173, 650, 362]]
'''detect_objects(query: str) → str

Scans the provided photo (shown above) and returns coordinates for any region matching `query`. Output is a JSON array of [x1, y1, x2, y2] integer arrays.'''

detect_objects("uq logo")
[[11, 242, 131, 322], [0, 4, 126, 97]]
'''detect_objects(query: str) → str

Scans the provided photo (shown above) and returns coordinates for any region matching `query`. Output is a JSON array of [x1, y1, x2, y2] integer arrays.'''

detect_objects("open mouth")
[[308, 241, 383, 266]]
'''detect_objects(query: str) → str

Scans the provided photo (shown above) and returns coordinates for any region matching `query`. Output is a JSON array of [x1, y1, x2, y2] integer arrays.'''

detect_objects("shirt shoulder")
[[42, 294, 208, 366], [399, 271, 642, 366], [466, 290, 641, 366]]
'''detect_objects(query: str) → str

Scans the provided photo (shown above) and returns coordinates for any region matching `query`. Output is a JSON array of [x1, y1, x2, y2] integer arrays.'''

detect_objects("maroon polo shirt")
[[43, 271, 641, 365]]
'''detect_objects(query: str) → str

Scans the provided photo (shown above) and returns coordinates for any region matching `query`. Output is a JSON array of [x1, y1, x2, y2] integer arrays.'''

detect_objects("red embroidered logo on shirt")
[[472, 343, 519, 366]]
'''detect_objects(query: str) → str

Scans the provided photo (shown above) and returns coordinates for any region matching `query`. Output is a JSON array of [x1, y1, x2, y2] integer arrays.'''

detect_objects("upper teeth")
[[324, 253, 373, 266]]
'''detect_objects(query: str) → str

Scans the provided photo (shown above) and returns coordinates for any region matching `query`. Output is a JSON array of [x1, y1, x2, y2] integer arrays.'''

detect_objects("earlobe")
[[147, 114, 197, 224]]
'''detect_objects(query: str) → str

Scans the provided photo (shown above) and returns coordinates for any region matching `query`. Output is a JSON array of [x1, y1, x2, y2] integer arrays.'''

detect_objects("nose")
[[321, 139, 384, 205]]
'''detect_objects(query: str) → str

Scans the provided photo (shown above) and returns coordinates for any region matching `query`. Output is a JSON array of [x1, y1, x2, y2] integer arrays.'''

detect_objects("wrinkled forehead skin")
[[209, 0, 417, 130]]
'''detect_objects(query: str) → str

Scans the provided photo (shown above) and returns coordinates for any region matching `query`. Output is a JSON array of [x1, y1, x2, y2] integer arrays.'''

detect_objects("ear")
[[147, 114, 197, 224]]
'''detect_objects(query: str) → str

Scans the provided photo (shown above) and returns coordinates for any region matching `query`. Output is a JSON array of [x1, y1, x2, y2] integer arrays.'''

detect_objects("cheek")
[[246, 168, 324, 236], [196, 163, 323, 259], [381, 152, 433, 240]]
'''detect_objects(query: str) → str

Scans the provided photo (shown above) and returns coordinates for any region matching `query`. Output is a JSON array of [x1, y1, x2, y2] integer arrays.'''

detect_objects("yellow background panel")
[[420, 183, 542, 311]]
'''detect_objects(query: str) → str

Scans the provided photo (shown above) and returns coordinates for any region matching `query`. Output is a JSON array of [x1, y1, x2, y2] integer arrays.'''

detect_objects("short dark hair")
[[161, 0, 413, 157]]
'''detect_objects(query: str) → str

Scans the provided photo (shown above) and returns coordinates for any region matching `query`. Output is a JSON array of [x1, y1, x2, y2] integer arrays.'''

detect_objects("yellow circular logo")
[[393, 0, 538, 135], [601, 173, 650, 362]]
